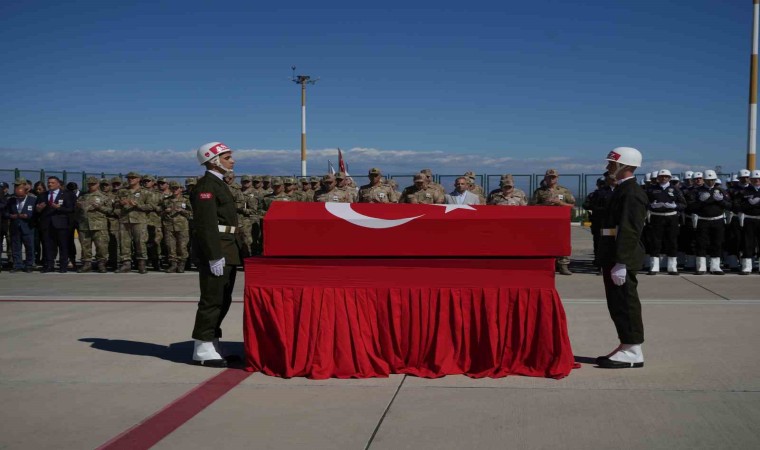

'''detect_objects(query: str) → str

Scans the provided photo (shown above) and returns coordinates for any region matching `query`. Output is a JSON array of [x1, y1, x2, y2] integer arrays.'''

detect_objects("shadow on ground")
[[78, 338, 245, 367]]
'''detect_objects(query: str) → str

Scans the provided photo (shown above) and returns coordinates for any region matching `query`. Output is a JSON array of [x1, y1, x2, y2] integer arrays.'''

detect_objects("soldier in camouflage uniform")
[[236, 175, 259, 257], [358, 168, 395, 203], [420, 168, 446, 195], [162, 181, 192, 272], [76, 177, 113, 273], [248, 175, 265, 254], [293, 177, 313, 202], [487, 174, 528, 206], [184, 177, 198, 271], [531, 168, 576, 275], [141, 175, 164, 271], [261, 176, 273, 195], [283, 177, 299, 200], [261, 177, 293, 212], [100, 177, 121, 270], [313, 174, 352, 203], [464, 171, 486, 203], [116, 172, 152, 274], [385, 178, 401, 203], [309, 176, 320, 193], [400, 173, 445, 204], [334, 172, 356, 202]]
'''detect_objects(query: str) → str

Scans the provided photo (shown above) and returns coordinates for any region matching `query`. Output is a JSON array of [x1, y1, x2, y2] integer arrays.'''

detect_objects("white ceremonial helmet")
[[693, 171, 704, 179], [751, 170, 760, 179], [671, 175, 680, 181], [684, 171, 694, 180], [732, 174, 739, 182], [606, 147, 642, 167], [704, 170, 717, 180], [738, 169, 751, 178], [657, 169, 672, 178], [197, 142, 232, 165], [649, 171, 657, 180], [716, 178, 722, 185]]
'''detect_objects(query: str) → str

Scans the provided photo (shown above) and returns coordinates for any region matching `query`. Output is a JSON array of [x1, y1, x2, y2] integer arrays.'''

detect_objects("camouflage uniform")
[[261, 177, 293, 212], [162, 182, 192, 272], [103, 177, 122, 269], [142, 175, 164, 270], [232, 176, 258, 258], [400, 174, 445, 204], [487, 175, 528, 206], [76, 178, 113, 272], [314, 186, 352, 203], [116, 172, 151, 273], [335, 172, 357, 202], [358, 168, 395, 203], [531, 169, 576, 274]]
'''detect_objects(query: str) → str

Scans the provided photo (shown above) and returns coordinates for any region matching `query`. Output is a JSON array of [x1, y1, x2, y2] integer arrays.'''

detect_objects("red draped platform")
[[243, 203, 575, 379]]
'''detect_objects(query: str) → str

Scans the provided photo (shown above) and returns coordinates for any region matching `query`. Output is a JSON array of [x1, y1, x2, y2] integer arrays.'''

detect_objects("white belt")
[[650, 211, 678, 217], [744, 214, 760, 220], [697, 215, 724, 221], [601, 228, 617, 237], [218, 225, 237, 233]]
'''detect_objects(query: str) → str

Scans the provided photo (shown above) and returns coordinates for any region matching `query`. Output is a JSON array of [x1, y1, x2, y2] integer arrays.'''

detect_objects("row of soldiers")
[[584, 168, 760, 275]]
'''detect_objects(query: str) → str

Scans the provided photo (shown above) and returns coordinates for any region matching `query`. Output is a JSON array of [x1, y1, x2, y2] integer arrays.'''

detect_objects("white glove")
[[209, 257, 225, 277], [712, 191, 724, 201], [663, 201, 677, 209], [611, 263, 627, 286], [749, 197, 760, 205], [698, 192, 711, 202], [650, 201, 663, 209]]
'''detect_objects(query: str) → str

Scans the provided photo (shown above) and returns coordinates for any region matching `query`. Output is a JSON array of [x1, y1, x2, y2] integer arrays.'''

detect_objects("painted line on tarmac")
[[96, 368, 251, 450], [678, 276, 732, 301]]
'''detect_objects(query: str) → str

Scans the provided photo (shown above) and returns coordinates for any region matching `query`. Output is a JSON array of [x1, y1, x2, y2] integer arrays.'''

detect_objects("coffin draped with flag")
[[244, 203, 576, 379]]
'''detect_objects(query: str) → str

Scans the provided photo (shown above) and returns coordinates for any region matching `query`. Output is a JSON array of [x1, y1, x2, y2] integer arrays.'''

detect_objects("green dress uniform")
[[191, 171, 241, 342], [598, 177, 648, 344]]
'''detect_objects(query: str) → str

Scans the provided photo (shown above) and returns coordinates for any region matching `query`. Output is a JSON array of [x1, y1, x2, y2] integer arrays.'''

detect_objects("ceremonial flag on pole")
[[338, 148, 348, 176], [328, 160, 336, 175]]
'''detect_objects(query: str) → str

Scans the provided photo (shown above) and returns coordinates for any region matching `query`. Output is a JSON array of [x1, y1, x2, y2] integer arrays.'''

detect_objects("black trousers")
[[648, 215, 679, 257], [192, 264, 237, 342], [602, 265, 644, 345], [725, 219, 743, 256], [678, 219, 695, 254], [695, 220, 724, 257], [742, 218, 760, 257], [41, 226, 70, 270]]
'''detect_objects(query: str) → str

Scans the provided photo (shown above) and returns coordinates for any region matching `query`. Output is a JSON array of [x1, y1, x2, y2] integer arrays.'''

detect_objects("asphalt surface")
[[0, 226, 758, 449]]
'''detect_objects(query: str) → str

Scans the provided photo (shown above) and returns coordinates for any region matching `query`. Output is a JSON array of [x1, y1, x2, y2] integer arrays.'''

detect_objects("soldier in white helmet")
[[645, 169, 686, 275], [726, 169, 753, 271], [190, 142, 242, 367], [596, 147, 648, 369], [685, 170, 731, 275], [679, 171, 703, 270], [736, 170, 760, 274]]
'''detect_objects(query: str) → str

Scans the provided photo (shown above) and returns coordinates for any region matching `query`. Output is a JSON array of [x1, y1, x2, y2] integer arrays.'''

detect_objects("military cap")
[[14, 177, 28, 185], [545, 168, 559, 177], [157, 177, 168, 183], [126, 171, 141, 179], [0, 182, 8, 189], [252, 175, 263, 182], [463, 171, 476, 178], [368, 167, 382, 176], [185, 177, 197, 185], [310, 176, 321, 183], [500, 174, 514, 186], [322, 174, 336, 182], [283, 176, 296, 184], [299, 177, 309, 183], [141, 174, 155, 182], [413, 173, 426, 182], [420, 168, 433, 176], [270, 176, 284, 186], [110, 176, 123, 184], [262, 175, 272, 183], [335, 172, 346, 179], [99, 178, 109, 184], [169, 181, 181, 189], [241, 175, 252, 182], [85, 176, 100, 184]]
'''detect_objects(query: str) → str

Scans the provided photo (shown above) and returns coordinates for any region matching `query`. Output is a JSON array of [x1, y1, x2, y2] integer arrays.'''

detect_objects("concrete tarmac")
[[0, 227, 758, 449]]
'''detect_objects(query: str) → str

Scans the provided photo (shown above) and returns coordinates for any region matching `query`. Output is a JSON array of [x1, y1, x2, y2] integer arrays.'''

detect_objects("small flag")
[[328, 160, 336, 175]]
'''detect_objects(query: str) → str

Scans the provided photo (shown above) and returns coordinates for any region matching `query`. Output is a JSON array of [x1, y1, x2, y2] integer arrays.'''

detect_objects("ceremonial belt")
[[697, 215, 724, 221], [601, 228, 617, 237], [218, 225, 237, 233], [744, 214, 760, 220], [649, 211, 678, 217]]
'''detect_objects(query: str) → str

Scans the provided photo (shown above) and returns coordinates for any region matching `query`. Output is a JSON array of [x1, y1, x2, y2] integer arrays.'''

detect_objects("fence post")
[[40, 169, 45, 183]]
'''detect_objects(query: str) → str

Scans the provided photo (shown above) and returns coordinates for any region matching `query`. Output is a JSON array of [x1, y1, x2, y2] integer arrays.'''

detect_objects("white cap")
[[716, 178, 722, 184], [196, 142, 232, 165], [606, 147, 642, 167], [684, 171, 694, 179], [704, 170, 717, 180], [671, 175, 680, 181], [693, 171, 704, 179], [732, 174, 739, 182], [657, 169, 672, 178], [738, 169, 751, 178], [751, 169, 760, 179]]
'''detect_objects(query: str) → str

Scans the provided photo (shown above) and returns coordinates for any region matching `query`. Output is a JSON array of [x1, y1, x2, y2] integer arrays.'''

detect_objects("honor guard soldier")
[[191, 142, 242, 367], [737, 170, 760, 274], [313, 174, 351, 203], [76, 176, 113, 273], [531, 168, 576, 275], [116, 172, 152, 274], [358, 168, 395, 203], [646, 169, 686, 275], [400, 173, 445, 204], [487, 174, 528, 206], [582, 173, 615, 267], [726, 169, 752, 271], [596, 147, 648, 369], [261, 177, 293, 211], [686, 170, 731, 275], [162, 181, 192, 273]]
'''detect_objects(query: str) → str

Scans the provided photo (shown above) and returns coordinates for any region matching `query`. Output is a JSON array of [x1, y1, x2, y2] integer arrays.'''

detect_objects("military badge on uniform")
[[199, 192, 213, 200]]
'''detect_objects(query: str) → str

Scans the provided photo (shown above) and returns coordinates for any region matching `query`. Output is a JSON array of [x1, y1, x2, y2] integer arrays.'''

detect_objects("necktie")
[[49, 191, 54, 205]]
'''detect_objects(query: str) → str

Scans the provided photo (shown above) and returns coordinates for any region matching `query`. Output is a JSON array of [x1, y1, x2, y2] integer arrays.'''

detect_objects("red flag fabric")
[[338, 148, 346, 174]]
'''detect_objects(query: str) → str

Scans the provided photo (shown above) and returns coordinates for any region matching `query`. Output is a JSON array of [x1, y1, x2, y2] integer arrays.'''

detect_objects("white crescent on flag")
[[324, 203, 424, 229]]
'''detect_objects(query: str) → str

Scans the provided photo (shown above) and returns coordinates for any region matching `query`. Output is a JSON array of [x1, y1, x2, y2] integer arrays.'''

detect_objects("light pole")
[[748, 0, 758, 170], [292, 66, 319, 176]]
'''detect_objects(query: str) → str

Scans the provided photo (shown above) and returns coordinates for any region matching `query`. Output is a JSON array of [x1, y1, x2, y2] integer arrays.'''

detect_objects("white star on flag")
[[431, 204, 477, 214]]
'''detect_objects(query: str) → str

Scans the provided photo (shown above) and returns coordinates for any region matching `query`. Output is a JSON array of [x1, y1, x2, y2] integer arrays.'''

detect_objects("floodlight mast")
[[292, 66, 319, 176]]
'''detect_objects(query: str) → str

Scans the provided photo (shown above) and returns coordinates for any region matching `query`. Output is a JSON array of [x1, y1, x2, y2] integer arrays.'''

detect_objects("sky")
[[0, 0, 754, 182]]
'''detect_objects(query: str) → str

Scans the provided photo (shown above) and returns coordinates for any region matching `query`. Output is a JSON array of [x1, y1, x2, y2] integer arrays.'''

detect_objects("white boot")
[[193, 340, 223, 362], [696, 257, 707, 274], [599, 344, 644, 368], [667, 257, 679, 275], [741, 258, 753, 275], [709, 257, 724, 275], [648, 256, 660, 275]]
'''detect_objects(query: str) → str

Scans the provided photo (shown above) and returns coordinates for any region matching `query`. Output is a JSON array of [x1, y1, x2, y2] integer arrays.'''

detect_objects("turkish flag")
[[263, 203, 571, 257]]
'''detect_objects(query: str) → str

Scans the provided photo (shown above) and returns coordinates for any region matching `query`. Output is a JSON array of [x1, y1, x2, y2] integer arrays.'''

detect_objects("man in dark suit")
[[35, 176, 76, 273], [596, 147, 648, 369], [190, 142, 242, 367], [5, 178, 37, 272]]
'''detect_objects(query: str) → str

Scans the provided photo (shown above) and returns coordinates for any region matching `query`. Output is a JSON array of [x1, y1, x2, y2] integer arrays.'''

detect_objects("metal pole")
[[749, 0, 759, 170], [301, 80, 307, 176]]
